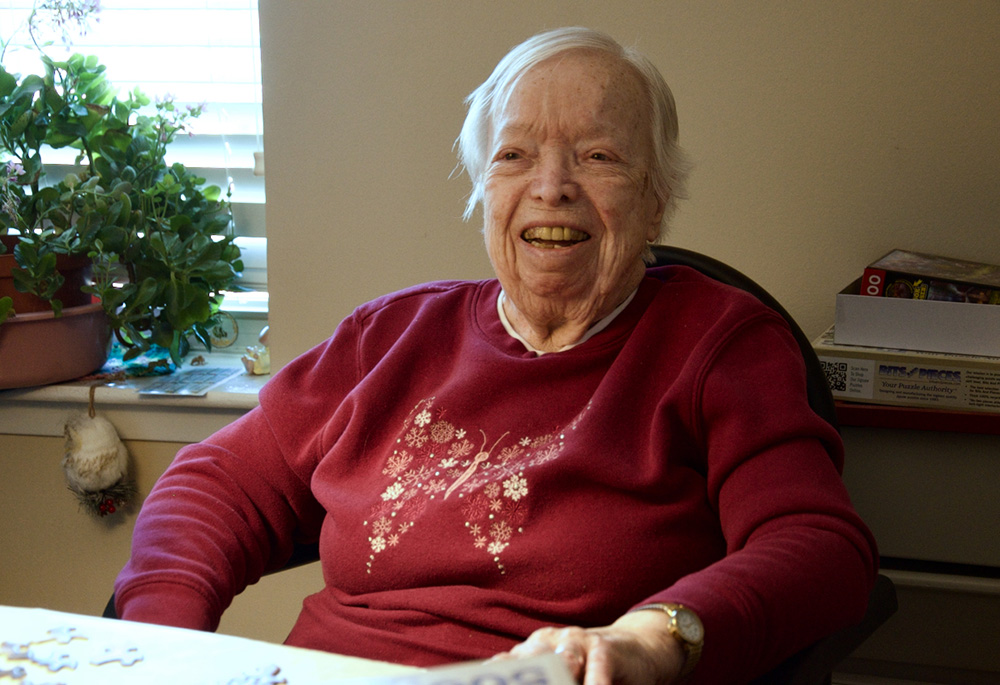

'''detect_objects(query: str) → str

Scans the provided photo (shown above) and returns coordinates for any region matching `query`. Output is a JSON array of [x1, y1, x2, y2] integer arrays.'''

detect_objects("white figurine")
[[241, 324, 271, 375]]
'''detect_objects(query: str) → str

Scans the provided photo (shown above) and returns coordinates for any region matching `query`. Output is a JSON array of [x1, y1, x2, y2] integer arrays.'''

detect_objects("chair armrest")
[[749, 573, 898, 685]]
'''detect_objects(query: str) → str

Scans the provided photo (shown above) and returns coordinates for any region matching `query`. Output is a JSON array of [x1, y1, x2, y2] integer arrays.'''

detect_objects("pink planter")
[[0, 302, 111, 389]]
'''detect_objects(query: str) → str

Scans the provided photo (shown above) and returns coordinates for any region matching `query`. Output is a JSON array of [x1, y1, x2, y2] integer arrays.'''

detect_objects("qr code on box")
[[820, 360, 848, 392]]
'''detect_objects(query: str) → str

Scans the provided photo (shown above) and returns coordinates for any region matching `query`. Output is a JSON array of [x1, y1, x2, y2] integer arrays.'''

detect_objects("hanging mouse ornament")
[[62, 386, 136, 516]]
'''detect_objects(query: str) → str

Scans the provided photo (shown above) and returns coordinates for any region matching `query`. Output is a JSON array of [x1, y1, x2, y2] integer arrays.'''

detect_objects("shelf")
[[835, 401, 1000, 435]]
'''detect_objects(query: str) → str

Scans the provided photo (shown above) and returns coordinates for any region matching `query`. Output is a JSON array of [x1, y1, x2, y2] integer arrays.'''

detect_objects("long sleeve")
[[641, 311, 878, 683], [113, 321, 363, 629]]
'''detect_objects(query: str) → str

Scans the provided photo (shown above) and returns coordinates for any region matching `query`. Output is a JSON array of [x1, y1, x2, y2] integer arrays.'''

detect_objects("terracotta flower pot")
[[0, 302, 111, 389], [1, 235, 94, 313]]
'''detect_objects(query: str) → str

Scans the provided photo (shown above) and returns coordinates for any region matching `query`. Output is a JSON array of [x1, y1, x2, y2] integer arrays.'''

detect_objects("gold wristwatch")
[[632, 602, 704, 678]]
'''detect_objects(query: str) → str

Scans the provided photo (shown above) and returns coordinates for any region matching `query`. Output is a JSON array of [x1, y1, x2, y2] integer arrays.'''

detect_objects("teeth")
[[522, 227, 589, 244]]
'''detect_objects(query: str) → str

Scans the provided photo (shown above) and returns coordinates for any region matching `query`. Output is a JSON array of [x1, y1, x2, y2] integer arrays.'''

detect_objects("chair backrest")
[[648, 244, 839, 430]]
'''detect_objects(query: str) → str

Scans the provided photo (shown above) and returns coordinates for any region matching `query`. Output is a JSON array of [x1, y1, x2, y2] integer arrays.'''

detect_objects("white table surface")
[[1, 604, 575, 685], [1, 604, 411, 684]]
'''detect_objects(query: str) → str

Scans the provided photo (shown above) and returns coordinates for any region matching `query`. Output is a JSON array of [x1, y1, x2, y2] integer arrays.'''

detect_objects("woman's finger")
[[505, 626, 592, 678]]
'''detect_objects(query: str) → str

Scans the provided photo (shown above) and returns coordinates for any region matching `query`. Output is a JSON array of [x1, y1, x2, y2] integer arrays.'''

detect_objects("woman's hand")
[[493, 609, 686, 685]]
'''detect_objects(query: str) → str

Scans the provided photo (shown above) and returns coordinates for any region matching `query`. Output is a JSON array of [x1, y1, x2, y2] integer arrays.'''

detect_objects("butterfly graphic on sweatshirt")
[[362, 397, 591, 575]]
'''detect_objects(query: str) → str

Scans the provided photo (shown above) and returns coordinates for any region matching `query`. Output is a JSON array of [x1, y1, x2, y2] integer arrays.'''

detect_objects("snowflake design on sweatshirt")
[[362, 397, 591, 575]]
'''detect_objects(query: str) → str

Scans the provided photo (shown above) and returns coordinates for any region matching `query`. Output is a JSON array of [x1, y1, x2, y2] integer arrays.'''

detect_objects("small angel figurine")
[[241, 325, 271, 376]]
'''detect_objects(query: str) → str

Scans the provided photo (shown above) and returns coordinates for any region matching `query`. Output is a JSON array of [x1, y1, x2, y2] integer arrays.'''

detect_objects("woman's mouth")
[[521, 226, 590, 249]]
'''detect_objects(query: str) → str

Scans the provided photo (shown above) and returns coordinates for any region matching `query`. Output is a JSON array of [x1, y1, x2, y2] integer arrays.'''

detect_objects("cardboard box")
[[834, 278, 1000, 357], [813, 326, 1000, 414]]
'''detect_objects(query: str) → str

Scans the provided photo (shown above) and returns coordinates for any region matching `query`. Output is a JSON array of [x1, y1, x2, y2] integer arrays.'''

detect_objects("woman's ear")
[[646, 191, 668, 242]]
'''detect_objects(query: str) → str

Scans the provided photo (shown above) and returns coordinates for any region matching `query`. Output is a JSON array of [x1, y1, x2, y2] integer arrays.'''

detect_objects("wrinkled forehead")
[[492, 49, 653, 143]]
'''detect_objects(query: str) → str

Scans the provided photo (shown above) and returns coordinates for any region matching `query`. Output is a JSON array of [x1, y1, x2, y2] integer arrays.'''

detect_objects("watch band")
[[631, 602, 704, 679]]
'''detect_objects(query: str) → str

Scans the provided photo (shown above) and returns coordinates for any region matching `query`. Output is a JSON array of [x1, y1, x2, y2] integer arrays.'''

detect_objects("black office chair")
[[104, 245, 897, 685]]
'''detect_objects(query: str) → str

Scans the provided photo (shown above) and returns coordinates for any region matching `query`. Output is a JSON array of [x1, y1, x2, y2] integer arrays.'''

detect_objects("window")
[[1, 0, 267, 298]]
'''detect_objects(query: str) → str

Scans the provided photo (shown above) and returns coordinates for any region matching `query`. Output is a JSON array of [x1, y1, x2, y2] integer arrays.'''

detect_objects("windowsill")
[[0, 353, 266, 443]]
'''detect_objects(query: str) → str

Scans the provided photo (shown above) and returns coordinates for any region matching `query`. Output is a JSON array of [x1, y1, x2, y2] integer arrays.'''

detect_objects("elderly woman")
[[115, 27, 877, 684]]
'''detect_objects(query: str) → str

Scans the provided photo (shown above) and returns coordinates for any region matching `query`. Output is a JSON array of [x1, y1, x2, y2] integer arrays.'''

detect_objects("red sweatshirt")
[[116, 266, 877, 683]]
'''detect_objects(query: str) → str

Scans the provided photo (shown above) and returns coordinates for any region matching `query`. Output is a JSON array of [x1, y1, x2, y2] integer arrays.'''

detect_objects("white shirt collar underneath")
[[497, 289, 637, 356]]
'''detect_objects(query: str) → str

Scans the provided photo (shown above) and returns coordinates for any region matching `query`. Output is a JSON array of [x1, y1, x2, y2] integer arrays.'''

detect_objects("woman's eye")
[[590, 152, 611, 161], [502, 152, 521, 161]]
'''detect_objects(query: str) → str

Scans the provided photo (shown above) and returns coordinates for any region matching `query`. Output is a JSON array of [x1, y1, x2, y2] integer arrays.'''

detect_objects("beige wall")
[[0, 434, 321, 643], [0, 436, 174, 618], [260, 0, 1000, 371]]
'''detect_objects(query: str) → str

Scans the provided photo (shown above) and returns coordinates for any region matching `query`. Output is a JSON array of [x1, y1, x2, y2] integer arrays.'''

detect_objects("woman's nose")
[[531, 154, 578, 205]]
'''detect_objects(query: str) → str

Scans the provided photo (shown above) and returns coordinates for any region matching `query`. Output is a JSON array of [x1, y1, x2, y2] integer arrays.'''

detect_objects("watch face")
[[676, 609, 704, 643]]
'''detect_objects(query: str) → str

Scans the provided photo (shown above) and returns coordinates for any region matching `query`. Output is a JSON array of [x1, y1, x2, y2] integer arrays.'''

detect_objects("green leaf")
[[167, 330, 185, 368], [165, 280, 211, 331], [44, 132, 78, 148], [11, 74, 45, 101], [122, 343, 146, 361], [129, 277, 161, 310], [0, 296, 13, 325], [0, 68, 17, 97], [200, 184, 223, 202]]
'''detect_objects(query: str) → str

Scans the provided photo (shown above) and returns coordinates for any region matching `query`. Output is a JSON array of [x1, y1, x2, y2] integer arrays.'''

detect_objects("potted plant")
[[0, 45, 243, 387]]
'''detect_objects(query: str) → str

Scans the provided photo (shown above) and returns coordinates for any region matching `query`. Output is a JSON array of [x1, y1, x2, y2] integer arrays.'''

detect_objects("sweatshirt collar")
[[496, 289, 637, 356]]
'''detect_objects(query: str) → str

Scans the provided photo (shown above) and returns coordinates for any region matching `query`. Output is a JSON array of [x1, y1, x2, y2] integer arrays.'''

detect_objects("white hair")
[[455, 27, 691, 238]]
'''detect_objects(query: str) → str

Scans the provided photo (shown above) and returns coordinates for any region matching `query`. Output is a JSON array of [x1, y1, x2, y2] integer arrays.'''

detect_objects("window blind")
[[0, 0, 264, 209], [2, 0, 267, 294]]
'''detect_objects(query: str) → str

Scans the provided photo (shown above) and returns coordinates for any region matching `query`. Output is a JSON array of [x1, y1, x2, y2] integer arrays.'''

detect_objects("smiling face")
[[482, 49, 665, 338]]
